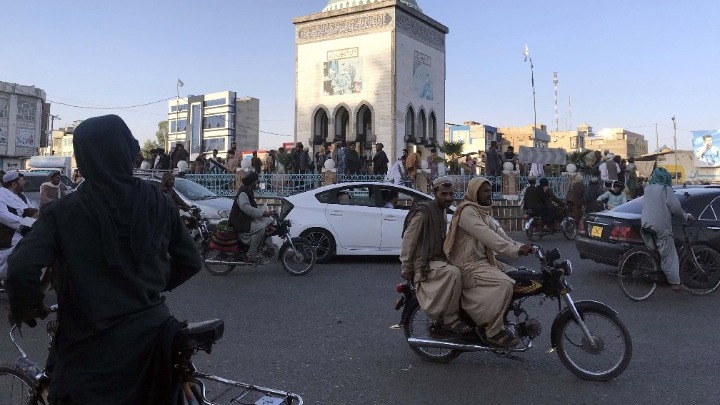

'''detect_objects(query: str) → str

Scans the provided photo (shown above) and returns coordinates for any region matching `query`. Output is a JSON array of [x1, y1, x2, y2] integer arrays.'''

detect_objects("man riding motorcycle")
[[228, 172, 274, 263]]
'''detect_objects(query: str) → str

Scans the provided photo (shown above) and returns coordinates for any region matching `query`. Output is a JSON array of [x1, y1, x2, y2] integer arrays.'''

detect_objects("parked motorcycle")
[[524, 205, 576, 241], [394, 246, 632, 381], [200, 213, 316, 276]]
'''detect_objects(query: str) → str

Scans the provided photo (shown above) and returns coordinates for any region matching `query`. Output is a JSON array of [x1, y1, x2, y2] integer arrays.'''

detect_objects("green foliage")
[[566, 150, 594, 174], [139, 120, 168, 161], [156, 121, 168, 146], [438, 140, 465, 174]]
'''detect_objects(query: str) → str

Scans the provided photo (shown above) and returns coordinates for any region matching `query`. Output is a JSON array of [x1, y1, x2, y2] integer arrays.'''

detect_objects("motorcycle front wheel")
[[202, 246, 237, 276], [553, 307, 632, 381], [525, 219, 541, 241], [562, 218, 577, 240], [403, 304, 461, 363], [279, 237, 316, 276]]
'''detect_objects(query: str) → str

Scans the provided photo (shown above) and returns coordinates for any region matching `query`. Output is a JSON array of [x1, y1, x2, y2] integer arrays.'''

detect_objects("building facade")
[[167, 91, 259, 158], [499, 125, 551, 150], [444, 121, 499, 156], [548, 123, 592, 153], [586, 128, 648, 158], [293, 0, 448, 161], [0, 81, 50, 170]]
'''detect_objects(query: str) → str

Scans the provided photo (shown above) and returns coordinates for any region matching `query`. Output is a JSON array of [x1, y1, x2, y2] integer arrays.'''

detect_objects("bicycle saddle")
[[178, 319, 225, 352]]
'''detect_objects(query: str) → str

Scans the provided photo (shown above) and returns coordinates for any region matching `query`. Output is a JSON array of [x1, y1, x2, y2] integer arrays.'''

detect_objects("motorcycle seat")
[[177, 319, 225, 352]]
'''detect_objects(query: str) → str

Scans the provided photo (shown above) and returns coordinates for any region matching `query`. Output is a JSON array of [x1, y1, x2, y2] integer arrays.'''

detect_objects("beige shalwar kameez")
[[445, 178, 525, 337], [400, 210, 462, 325]]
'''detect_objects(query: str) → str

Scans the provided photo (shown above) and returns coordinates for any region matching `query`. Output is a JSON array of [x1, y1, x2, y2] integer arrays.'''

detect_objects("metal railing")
[[182, 173, 575, 200]]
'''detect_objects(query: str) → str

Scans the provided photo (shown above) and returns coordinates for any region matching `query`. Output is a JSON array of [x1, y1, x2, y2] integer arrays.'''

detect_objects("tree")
[[139, 120, 168, 161], [438, 140, 464, 174], [156, 120, 168, 147], [566, 150, 594, 174]]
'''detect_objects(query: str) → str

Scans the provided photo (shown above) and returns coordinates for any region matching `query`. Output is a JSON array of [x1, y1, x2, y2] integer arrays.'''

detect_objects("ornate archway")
[[334, 106, 350, 142], [355, 104, 373, 149], [313, 108, 329, 145]]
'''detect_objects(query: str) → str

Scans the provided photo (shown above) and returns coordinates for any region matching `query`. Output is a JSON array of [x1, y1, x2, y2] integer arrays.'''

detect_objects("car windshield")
[[173, 178, 217, 201]]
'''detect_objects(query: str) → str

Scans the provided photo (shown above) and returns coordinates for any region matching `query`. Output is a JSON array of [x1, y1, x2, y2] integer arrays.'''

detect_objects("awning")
[[518, 146, 567, 165]]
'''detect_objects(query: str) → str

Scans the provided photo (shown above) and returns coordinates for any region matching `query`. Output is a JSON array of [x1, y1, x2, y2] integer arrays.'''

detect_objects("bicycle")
[[0, 305, 303, 404], [617, 223, 720, 301]]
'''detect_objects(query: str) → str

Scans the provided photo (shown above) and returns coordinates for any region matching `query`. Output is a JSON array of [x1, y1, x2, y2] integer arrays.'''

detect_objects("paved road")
[[2, 234, 719, 404]]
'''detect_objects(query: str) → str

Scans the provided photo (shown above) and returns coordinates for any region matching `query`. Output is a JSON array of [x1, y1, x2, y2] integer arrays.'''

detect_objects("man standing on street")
[[400, 177, 471, 334], [5, 114, 202, 404], [0, 170, 37, 286], [251, 151, 262, 173], [39, 171, 65, 210], [345, 142, 361, 175], [170, 142, 189, 169], [485, 141, 502, 177], [372, 143, 389, 176]]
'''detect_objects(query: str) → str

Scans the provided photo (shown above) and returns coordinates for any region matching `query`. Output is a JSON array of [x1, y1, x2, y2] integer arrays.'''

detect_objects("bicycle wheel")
[[618, 247, 659, 301], [403, 303, 461, 363], [680, 245, 720, 296], [554, 307, 633, 381], [0, 364, 38, 405]]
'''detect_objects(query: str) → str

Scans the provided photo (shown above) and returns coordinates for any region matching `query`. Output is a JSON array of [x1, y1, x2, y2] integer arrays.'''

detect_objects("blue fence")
[[183, 173, 572, 200]]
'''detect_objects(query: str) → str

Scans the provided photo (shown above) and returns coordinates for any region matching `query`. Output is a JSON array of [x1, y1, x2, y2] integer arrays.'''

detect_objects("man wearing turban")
[[229, 171, 274, 263]]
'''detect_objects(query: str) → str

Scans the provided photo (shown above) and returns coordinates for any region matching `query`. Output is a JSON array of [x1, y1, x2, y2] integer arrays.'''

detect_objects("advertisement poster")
[[323, 48, 363, 96], [693, 130, 720, 167]]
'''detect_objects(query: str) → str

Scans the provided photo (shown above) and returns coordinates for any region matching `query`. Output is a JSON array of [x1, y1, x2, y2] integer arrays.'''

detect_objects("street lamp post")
[[672, 116, 678, 185], [49, 114, 61, 155], [523, 44, 537, 135]]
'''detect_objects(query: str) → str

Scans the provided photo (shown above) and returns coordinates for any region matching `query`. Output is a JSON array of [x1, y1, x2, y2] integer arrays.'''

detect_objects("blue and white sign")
[[693, 130, 720, 168]]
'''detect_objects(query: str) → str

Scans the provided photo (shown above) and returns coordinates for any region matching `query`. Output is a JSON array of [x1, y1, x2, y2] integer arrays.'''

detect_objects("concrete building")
[[499, 125, 551, 150], [293, 0, 448, 161], [167, 91, 259, 158], [549, 123, 593, 153], [586, 128, 648, 158], [49, 120, 83, 169], [445, 121, 499, 156], [0, 81, 50, 170]]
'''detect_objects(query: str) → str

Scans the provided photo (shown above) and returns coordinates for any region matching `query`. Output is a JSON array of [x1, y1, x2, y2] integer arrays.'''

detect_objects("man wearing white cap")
[[0, 170, 37, 283]]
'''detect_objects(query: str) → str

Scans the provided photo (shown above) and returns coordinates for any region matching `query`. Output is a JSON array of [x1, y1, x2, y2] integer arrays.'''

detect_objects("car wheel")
[[301, 228, 336, 263]]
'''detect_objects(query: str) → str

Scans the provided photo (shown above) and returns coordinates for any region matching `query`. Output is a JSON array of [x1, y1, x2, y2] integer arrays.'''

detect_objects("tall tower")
[[293, 0, 448, 160]]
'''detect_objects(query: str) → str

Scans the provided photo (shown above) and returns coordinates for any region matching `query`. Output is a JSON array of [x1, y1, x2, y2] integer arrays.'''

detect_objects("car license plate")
[[590, 226, 603, 238]]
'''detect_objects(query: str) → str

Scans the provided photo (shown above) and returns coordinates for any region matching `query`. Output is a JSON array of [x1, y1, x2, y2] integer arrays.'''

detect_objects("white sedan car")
[[281, 182, 451, 263]]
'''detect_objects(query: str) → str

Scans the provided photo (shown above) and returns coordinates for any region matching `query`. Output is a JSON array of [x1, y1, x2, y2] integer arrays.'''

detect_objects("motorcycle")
[[200, 213, 316, 277], [524, 205, 576, 241], [182, 206, 210, 250], [393, 246, 632, 382]]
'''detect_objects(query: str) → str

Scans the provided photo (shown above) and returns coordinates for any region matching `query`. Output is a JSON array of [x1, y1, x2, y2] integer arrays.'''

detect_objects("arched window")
[[356, 104, 373, 145], [428, 112, 437, 146], [334, 106, 350, 142], [418, 109, 427, 141], [313, 109, 329, 145], [405, 106, 415, 142]]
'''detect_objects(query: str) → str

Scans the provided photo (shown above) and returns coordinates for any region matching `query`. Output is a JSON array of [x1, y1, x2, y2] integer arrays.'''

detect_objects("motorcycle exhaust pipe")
[[407, 337, 531, 353]]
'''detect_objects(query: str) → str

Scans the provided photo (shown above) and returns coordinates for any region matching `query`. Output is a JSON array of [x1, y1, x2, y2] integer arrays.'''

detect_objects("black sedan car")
[[576, 186, 720, 267]]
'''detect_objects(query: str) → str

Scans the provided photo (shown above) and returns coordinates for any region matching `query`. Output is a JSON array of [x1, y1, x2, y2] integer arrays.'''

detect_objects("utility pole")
[[672, 116, 678, 185], [175, 79, 184, 152], [49, 114, 61, 156], [553, 72, 559, 132], [655, 123, 659, 152]]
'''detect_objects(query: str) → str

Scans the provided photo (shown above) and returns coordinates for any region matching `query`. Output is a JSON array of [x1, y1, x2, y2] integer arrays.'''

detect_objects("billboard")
[[693, 130, 720, 167]]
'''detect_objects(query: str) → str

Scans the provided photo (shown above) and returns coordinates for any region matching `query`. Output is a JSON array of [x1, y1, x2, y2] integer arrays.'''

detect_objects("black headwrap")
[[73, 115, 169, 266], [242, 171, 259, 186]]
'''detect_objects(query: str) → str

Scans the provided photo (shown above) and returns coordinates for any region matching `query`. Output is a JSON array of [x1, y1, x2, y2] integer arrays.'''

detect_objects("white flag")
[[523, 44, 530, 62], [177, 79, 184, 87]]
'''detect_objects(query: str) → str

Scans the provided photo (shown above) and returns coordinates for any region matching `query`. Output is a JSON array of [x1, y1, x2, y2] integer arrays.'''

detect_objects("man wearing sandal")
[[444, 177, 533, 348], [400, 176, 472, 335]]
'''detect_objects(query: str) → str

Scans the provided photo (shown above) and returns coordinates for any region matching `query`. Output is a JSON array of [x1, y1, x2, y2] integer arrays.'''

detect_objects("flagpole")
[[524, 44, 537, 141]]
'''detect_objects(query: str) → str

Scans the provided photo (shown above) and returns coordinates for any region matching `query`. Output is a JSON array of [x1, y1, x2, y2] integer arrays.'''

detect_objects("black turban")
[[242, 171, 259, 186]]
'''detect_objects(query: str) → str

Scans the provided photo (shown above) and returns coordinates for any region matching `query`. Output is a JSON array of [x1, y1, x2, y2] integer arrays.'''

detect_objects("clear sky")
[[3, 0, 716, 152]]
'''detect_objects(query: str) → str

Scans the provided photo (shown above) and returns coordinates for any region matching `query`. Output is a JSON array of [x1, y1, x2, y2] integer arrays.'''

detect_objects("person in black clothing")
[[5, 114, 203, 404], [229, 171, 274, 263], [583, 177, 606, 213], [170, 142, 190, 169], [372, 143, 389, 176], [251, 151, 262, 173], [161, 172, 191, 212], [345, 142, 361, 175], [154, 148, 171, 170], [536, 178, 566, 228], [522, 177, 542, 211]]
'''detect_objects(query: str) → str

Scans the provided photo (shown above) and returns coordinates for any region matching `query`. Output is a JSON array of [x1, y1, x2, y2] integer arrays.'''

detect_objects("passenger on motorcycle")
[[582, 177, 605, 213], [160, 172, 191, 212], [521, 176, 539, 211], [0, 171, 37, 287], [527, 178, 565, 230], [400, 176, 471, 334], [229, 171, 274, 264], [444, 177, 533, 348]]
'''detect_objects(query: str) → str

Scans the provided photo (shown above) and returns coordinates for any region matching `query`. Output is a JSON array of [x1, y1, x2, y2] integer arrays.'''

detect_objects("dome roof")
[[322, 0, 422, 13]]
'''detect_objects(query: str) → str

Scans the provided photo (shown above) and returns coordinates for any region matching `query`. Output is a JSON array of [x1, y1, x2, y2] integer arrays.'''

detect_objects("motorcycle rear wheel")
[[525, 219, 541, 242], [202, 246, 237, 276], [553, 308, 632, 381], [618, 247, 659, 301], [279, 237, 316, 276], [403, 304, 461, 363], [0, 364, 38, 405]]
